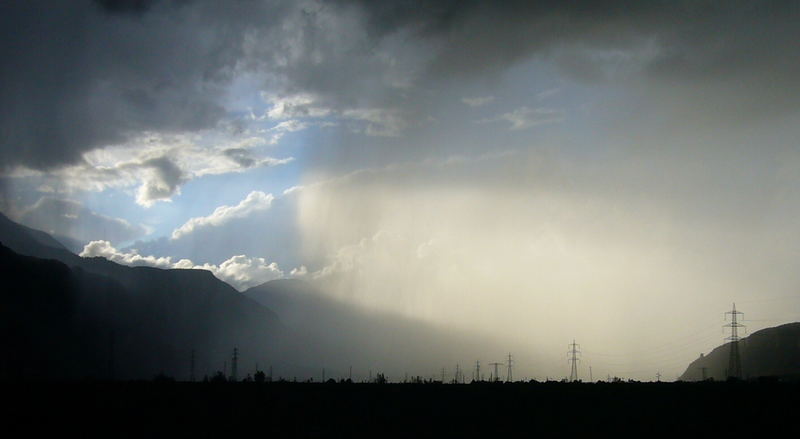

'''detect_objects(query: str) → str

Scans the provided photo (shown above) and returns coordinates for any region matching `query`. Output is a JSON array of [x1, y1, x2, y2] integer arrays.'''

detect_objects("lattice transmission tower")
[[568, 340, 581, 382], [724, 303, 745, 379]]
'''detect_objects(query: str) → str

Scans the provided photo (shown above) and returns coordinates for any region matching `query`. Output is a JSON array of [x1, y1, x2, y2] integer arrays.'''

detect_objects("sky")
[[2, 0, 800, 381]]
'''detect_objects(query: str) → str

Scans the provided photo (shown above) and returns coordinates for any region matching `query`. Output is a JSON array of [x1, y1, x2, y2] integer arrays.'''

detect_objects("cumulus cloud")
[[120, 186, 302, 271], [171, 191, 275, 240], [80, 240, 285, 290], [193, 255, 284, 291], [289, 265, 309, 278], [81, 240, 178, 269], [17, 197, 149, 244]]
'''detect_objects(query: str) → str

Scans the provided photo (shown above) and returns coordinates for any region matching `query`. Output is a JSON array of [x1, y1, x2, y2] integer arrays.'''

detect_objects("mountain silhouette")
[[679, 322, 800, 381], [245, 278, 525, 381], [0, 212, 281, 380]]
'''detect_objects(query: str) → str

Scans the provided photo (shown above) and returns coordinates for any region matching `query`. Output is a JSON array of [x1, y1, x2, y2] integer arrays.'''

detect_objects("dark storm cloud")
[[349, 0, 799, 76], [348, 0, 800, 116], [1, 0, 797, 173], [0, 0, 285, 171], [93, 0, 158, 15]]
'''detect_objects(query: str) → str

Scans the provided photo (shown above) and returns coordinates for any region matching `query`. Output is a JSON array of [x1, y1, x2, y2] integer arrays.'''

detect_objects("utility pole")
[[506, 353, 513, 382], [190, 349, 195, 382], [441, 367, 446, 383], [231, 347, 239, 382], [489, 362, 504, 383], [568, 340, 581, 382], [475, 360, 481, 382], [724, 303, 745, 379]]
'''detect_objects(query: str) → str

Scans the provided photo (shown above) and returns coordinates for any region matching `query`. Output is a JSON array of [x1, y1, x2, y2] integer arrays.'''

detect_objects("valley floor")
[[3, 380, 798, 437]]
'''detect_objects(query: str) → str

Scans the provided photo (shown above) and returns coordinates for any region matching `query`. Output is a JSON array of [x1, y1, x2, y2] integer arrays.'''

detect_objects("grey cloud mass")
[[1, 0, 236, 170], [3, 1, 797, 173]]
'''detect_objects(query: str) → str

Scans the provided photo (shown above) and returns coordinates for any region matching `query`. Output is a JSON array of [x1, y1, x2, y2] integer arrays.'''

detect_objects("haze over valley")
[[2, 0, 800, 384]]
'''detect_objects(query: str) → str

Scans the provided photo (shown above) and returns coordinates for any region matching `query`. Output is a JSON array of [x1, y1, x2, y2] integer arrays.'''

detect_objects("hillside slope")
[[679, 322, 800, 381]]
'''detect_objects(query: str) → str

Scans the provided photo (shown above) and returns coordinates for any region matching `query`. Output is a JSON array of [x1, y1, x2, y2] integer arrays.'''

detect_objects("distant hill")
[[0, 211, 72, 255], [679, 322, 800, 381], [0, 213, 282, 380], [245, 279, 526, 381], [52, 233, 89, 254]]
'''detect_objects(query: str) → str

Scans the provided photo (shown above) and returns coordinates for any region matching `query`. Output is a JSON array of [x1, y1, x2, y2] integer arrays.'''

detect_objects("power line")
[[231, 347, 239, 382]]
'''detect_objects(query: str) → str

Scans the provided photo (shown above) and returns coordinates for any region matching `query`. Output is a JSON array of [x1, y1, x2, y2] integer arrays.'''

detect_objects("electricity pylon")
[[506, 353, 513, 382], [190, 349, 195, 382], [568, 340, 581, 382], [724, 303, 745, 379]]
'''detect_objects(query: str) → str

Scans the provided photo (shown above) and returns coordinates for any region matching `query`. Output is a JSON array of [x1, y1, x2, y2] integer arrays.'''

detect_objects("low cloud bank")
[[80, 240, 287, 291]]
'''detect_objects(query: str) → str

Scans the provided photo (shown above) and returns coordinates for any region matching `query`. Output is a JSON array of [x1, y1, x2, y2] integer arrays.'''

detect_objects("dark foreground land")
[[4, 380, 799, 437]]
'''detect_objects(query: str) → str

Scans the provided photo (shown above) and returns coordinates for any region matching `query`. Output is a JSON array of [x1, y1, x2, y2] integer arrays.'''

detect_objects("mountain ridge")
[[679, 322, 800, 381], [0, 213, 283, 380]]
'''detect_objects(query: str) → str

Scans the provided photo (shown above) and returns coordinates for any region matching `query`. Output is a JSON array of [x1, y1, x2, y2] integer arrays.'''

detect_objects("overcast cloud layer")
[[2, 0, 800, 381]]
